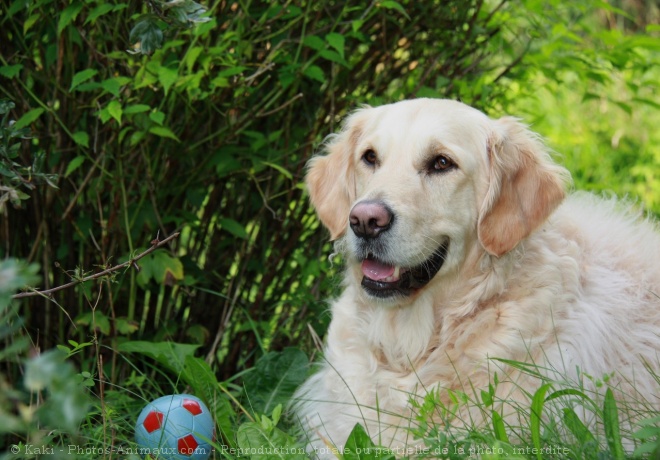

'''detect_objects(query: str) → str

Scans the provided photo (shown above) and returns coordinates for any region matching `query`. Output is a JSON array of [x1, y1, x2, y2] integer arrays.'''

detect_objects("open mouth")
[[360, 241, 450, 298]]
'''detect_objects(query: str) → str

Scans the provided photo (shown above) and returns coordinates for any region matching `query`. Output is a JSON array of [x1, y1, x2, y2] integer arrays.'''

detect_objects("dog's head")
[[306, 99, 569, 300]]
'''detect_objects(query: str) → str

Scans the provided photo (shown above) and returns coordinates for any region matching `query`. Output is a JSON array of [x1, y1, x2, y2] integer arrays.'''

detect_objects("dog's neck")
[[334, 242, 523, 373]]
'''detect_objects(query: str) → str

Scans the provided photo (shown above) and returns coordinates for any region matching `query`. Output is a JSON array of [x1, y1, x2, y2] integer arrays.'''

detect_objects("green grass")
[[2, 265, 660, 460]]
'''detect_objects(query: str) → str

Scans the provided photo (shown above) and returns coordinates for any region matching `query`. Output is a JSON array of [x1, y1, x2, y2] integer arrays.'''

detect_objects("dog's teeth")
[[393, 266, 401, 279]]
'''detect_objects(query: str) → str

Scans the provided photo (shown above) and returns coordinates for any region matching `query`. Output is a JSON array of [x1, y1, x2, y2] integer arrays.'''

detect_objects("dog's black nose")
[[349, 201, 393, 238]]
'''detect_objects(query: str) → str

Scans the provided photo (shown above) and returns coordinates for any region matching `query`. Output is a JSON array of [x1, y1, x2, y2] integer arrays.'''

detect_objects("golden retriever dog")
[[293, 98, 660, 457]]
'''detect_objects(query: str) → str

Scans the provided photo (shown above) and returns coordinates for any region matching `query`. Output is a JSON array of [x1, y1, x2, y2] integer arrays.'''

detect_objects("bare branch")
[[12, 232, 180, 299]]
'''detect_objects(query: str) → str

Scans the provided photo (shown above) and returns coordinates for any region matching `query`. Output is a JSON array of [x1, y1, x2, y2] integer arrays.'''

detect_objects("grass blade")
[[530, 383, 551, 460], [603, 388, 625, 459], [492, 410, 509, 443]]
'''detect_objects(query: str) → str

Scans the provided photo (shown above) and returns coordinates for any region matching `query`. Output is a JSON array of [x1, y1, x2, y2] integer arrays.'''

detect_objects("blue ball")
[[135, 394, 214, 460]]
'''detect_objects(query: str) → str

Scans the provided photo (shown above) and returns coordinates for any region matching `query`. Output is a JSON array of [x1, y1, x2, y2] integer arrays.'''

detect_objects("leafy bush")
[[1, 0, 524, 374]]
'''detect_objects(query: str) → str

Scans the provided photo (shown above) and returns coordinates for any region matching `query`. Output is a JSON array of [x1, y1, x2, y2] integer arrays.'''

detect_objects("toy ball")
[[135, 394, 214, 460]]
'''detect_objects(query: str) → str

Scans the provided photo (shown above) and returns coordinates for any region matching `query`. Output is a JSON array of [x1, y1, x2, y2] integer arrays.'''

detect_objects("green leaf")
[[149, 110, 165, 126], [124, 104, 151, 115], [259, 161, 292, 180], [70, 69, 98, 91], [604, 388, 625, 459], [24, 350, 63, 392], [302, 65, 325, 83], [136, 251, 154, 286], [7, 0, 28, 19], [492, 410, 509, 443], [530, 383, 551, 460], [562, 408, 595, 446], [75, 311, 111, 335], [101, 77, 131, 97], [136, 250, 184, 285], [343, 423, 394, 459], [24, 14, 40, 34], [84, 3, 122, 25], [65, 155, 85, 177], [118, 341, 200, 374], [217, 66, 248, 78], [219, 218, 248, 239], [149, 126, 180, 142], [326, 33, 345, 59], [129, 17, 163, 54], [319, 49, 349, 67], [24, 350, 91, 433], [71, 131, 89, 148], [184, 46, 204, 72], [632, 97, 660, 111], [242, 348, 308, 415], [115, 317, 139, 335], [302, 35, 325, 51], [13, 108, 44, 130], [152, 250, 184, 283], [107, 100, 122, 124], [57, 1, 83, 36], [237, 421, 305, 459], [158, 66, 179, 95], [73, 81, 102, 93], [613, 100, 632, 115], [181, 356, 219, 403], [480, 388, 492, 406], [0, 64, 23, 79], [378, 1, 410, 20]]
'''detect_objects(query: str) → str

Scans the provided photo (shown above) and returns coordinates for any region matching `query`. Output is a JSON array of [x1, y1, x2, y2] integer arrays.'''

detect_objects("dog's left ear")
[[305, 114, 364, 240], [478, 117, 570, 257]]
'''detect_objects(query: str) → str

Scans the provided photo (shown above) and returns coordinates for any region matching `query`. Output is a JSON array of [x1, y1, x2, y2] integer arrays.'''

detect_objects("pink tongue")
[[361, 259, 395, 280]]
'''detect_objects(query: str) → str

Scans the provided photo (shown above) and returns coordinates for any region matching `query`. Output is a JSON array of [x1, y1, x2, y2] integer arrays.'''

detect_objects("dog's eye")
[[429, 155, 456, 173], [362, 149, 377, 166]]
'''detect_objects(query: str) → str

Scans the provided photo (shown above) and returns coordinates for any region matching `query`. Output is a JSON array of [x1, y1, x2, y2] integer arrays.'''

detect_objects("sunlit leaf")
[[149, 110, 165, 125], [124, 104, 151, 115], [107, 100, 122, 124], [149, 126, 180, 142], [158, 66, 179, 95], [71, 132, 89, 148], [326, 32, 345, 59]]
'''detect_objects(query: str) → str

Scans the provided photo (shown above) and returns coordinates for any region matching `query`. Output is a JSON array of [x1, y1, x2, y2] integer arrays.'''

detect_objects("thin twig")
[[12, 232, 180, 299], [257, 92, 303, 117]]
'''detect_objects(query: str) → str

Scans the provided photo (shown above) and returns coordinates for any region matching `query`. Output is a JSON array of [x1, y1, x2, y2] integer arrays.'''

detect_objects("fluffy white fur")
[[293, 99, 660, 457]]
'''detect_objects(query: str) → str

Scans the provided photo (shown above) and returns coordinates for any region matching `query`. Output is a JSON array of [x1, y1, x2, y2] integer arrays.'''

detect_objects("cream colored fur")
[[293, 99, 660, 457]]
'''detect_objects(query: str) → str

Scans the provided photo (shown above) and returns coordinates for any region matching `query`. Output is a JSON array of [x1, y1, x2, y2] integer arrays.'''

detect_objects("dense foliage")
[[0, 0, 658, 458], [1, 0, 529, 367]]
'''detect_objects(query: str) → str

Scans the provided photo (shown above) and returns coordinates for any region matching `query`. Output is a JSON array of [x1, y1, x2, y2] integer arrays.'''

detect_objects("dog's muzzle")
[[349, 200, 449, 297], [359, 241, 449, 298]]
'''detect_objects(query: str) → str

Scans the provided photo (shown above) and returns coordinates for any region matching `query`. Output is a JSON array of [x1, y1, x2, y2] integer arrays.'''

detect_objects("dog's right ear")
[[305, 116, 363, 240], [478, 117, 569, 256]]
